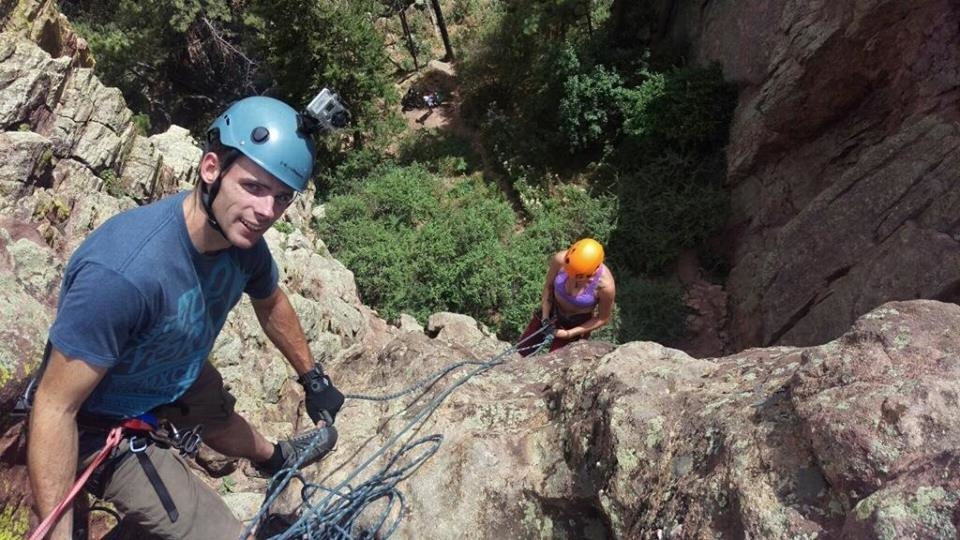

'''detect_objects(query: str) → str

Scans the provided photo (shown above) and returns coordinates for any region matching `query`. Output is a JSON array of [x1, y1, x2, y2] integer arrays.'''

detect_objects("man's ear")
[[199, 152, 221, 186]]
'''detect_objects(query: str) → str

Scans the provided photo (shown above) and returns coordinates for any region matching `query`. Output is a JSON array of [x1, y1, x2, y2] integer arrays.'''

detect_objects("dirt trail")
[[400, 60, 466, 133], [397, 60, 522, 211]]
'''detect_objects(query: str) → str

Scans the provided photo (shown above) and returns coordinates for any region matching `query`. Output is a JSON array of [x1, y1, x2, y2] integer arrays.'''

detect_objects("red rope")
[[29, 426, 124, 540]]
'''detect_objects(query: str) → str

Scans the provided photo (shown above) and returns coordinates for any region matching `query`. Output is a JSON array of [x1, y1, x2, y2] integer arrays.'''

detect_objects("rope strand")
[[244, 323, 556, 539]]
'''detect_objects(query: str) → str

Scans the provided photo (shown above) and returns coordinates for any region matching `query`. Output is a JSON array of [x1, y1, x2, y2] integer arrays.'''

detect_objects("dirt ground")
[[399, 60, 464, 132]]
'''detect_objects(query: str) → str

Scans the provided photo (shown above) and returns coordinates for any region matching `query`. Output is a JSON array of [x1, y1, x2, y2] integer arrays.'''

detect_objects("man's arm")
[[250, 286, 314, 377], [251, 287, 344, 426], [28, 348, 107, 540]]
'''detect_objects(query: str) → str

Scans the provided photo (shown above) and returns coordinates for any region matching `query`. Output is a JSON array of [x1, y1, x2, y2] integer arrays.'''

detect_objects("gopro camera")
[[303, 88, 350, 134]]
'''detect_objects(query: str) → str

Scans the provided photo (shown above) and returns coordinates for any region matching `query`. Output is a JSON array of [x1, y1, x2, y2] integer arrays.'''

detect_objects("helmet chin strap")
[[199, 151, 239, 242], [201, 178, 226, 237]]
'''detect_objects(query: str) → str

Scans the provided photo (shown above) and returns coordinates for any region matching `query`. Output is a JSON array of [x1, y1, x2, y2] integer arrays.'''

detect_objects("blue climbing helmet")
[[207, 96, 317, 192]]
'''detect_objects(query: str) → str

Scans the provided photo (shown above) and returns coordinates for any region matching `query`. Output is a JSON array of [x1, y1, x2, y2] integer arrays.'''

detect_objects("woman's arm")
[[540, 252, 565, 320], [556, 270, 616, 339]]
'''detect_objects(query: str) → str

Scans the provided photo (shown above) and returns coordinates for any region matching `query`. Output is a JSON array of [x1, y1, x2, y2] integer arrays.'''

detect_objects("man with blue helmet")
[[27, 95, 345, 539]]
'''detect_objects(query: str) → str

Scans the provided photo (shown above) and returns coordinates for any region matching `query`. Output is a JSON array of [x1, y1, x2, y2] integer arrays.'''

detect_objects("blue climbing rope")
[[243, 322, 556, 539]]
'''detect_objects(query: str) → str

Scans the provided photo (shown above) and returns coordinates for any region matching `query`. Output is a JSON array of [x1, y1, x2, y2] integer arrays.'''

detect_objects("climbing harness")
[[26, 411, 204, 540], [244, 322, 557, 539]]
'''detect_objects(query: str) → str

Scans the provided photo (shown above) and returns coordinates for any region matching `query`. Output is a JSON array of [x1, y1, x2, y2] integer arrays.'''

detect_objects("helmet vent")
[[251, 127, 270, 143]]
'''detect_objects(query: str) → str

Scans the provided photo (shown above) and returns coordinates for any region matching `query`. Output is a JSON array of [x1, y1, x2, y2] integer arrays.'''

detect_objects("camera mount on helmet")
[[299, 88, 351, 135]]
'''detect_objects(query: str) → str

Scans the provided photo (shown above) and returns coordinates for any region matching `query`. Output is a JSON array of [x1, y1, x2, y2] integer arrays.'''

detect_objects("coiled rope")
[[243, 323, 555, 539]]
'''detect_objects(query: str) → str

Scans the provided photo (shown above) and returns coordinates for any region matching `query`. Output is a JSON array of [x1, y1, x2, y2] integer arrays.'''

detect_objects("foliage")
[[558, 64, 623, 152], [620, 65, 737, 149], [605, 65, 735, 273], [611, 273, 688, 345], [131, 113, 151, 136], [99, 168, 124, 198], [0, 503, 30, 540], [273, 221, 295, 234], [245, 0, 397, 134], [458, 3, 603, 169], [319, 164, 618, 339], [63, 0, 245, 132], [606, 149, 728, 274], [396, 129, 480, 176], [320, 163, 619, 339], [64, 0, 401, 154], [218, 476, 237, 495], [317, 150, 397, 199], [521, 183, 618, 248]]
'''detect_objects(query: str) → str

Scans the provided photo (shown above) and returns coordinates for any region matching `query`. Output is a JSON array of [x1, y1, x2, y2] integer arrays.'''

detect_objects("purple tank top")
[[553, 264, 605, 309]]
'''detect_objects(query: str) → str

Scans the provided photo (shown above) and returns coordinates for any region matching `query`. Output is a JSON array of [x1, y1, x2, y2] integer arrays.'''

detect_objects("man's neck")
[[183, 190, 231, 254]]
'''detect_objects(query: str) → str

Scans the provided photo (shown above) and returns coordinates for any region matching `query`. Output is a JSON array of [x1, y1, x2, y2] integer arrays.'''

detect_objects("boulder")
[[257, 301, 960, 539]]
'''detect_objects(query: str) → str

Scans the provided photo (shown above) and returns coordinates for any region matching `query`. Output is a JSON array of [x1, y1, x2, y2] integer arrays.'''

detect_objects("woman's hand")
[[555, 329, 571, 339]]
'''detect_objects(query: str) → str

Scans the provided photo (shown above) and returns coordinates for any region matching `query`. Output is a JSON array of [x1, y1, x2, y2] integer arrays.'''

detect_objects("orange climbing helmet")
[[564, 238, 605, 276]]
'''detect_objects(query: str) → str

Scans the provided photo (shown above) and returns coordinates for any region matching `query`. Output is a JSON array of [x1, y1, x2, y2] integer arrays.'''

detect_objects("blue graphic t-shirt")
[[49, 191, 278, 418]]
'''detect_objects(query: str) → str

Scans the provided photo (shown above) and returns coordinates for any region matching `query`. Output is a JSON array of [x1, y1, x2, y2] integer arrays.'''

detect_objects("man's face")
[[203, 154, 297, 249]]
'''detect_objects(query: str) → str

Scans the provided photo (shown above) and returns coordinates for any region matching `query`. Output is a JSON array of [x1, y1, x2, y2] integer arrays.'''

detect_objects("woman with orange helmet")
[[518, 238, 616, 356]]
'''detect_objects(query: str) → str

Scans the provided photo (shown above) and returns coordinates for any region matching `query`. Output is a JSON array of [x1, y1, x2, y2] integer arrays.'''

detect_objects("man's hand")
[[298, 365, 344, 426]]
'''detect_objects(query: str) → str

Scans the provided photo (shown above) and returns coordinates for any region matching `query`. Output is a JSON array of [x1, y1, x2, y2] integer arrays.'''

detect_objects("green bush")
[[558, 64, 624, 152], [620, 65, 737, 149], [607, 148, 728, 274], [522, 183, 618, 248], [131, 113, 152, 136], [65, 0, 241, 132], [318, 166, 506, 325], [396, 129, 481, 176], [611, 273, 688, 345]]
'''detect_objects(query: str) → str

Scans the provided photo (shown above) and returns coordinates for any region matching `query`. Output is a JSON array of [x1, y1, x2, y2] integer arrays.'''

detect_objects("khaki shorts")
[[81, 362, 243, 540], [153, 360, 238, 435]]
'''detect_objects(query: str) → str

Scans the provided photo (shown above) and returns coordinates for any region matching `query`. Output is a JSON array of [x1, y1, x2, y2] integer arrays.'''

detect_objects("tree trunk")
[[429, 0, 454, 62], [399, 8, 420, 70]]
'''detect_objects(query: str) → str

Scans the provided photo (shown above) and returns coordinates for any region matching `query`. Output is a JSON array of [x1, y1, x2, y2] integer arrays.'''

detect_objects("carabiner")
[[129, 435, 148, 453]]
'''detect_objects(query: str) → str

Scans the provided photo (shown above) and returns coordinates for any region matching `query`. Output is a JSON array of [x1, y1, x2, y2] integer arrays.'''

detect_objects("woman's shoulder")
[[549, 251, 567, 267], [599, 265, 616, 287]]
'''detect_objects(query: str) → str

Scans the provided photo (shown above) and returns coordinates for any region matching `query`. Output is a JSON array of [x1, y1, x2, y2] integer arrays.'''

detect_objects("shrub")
[[558, 64, 624, 152], [131, 113, 151, 136], [273, 221, 295, 234], [607, 148, 728, 274], [396, 129, 480, 176], [319, 166, 513, 327], [611, 273, 688, 345], [620, 65, 737, 149]]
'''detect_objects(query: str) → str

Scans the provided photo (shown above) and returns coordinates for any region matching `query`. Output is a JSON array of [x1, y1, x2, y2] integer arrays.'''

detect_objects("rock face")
[[3, 7, 960, 540], [672, 0, 960, 349], [1, 0, 93, 67], [264, 300, 960, 539]]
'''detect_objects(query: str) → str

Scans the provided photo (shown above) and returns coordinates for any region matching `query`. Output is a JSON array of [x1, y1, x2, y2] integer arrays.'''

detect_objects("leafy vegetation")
[[319, 165, 547, 338]]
